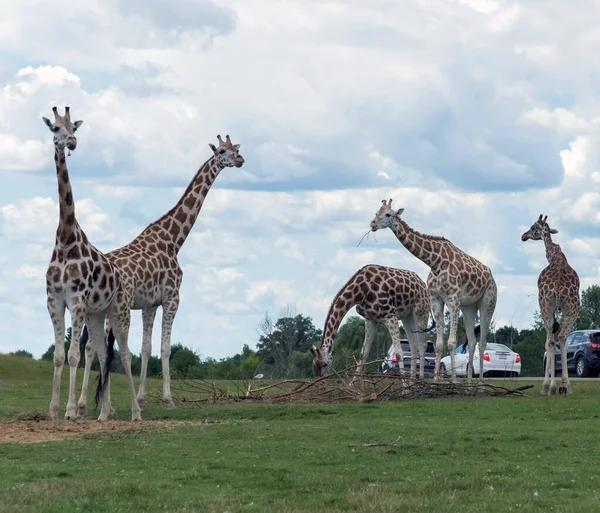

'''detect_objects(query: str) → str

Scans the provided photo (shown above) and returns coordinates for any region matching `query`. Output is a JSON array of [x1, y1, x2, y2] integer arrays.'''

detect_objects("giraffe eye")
[[218, 148, 225, 155], [385, 213, 391, 217]]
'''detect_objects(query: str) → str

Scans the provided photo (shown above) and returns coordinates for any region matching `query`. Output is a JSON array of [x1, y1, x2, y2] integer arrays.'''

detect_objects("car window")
[[566, 333, 575, 345], [425, 342, 435, 354], [573, 332, 583, 344], [400, 342, 411, 353], [486, 343, 511, 352], [591, 332, 600, 344], [455, 344, 468, 355]]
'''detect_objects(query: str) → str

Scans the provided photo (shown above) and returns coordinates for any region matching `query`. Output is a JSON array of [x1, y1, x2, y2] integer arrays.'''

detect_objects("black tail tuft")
[[474, 325, 481, 340], [94, 329, 115, 409], [552, 320, 560, 334], [80, 325, 89, 347], [411, 316, 436, 334]]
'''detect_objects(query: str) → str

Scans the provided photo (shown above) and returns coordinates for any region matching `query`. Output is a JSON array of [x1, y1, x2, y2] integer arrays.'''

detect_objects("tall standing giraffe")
[[77, 135, 245, 414], [42, 106, 141, 421], [521, 215, 580, 395], [369, 199, 497, 380], [310, 264, 431, 378]]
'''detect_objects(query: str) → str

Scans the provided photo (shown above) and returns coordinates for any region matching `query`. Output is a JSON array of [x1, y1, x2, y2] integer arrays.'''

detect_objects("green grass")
[[1, 355, 600, 513]]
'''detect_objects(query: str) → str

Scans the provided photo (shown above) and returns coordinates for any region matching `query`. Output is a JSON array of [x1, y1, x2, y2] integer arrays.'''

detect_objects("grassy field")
[[1, 355, 600, 513]]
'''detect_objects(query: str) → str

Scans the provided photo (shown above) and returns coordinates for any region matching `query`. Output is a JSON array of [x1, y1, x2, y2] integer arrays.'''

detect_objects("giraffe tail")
[[94, 329, 116, 409], [474, 325, 481, 339], [80, 325, 88, 347], [411, 315, 436, 334]]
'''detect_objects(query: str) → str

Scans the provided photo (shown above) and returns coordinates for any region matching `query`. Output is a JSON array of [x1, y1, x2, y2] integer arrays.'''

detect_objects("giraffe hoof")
[[164, 400, 176, 410], [559, 386, 570, 395], [77, 404, 88, 416], [549, 385, 557, 396], [137, 398, 146, 410]]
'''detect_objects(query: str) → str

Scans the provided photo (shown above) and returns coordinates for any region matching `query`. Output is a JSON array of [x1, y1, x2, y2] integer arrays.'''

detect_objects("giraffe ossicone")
[[370, 198, 497, 382]]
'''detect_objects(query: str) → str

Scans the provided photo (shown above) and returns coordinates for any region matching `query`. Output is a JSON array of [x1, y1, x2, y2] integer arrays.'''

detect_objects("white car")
[[439, 342, 521, 377]]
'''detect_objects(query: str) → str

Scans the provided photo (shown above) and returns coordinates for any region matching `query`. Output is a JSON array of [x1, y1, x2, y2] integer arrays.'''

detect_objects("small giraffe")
[[42, 106, 141, 421], [370, 199, 497, 381], [521, 215, 581, 395], [310, 264, 431, 378], [77, 135, 245, 414]]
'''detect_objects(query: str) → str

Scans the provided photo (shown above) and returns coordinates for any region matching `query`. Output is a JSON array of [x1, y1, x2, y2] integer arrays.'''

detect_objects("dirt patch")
[[0, 418, 215, 444]]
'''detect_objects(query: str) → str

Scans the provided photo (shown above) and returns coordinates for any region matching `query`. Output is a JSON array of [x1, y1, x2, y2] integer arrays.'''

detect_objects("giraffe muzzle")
[[234, 155, 245, 168], [66, 137, 77, 152]]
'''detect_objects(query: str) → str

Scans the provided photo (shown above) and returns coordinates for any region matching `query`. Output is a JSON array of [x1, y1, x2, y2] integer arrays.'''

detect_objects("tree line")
[[8, 285, 600, 380]]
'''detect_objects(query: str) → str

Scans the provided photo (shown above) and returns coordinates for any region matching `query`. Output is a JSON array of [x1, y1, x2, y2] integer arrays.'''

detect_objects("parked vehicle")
[[381, 340, 436, 374], [439, 342, 521, 377], [543, 329, 600, 378]]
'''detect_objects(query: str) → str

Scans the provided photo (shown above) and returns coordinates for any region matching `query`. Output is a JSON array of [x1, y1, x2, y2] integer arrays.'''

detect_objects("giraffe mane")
[[398, 219, 448, 242]]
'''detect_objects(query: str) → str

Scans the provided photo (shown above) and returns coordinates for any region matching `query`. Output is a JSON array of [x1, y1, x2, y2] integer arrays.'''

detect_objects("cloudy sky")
[[1, 0, 599, 359]]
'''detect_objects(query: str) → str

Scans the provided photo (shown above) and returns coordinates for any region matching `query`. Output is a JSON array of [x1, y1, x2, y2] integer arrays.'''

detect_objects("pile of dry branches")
[[168, 362, 532, 406]]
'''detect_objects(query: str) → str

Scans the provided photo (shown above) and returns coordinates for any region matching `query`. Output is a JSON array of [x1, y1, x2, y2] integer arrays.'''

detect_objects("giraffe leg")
[[65, 301, 86, 420], [383, 316, 402, 374], [447, 300, 461, 381], [540, 300, 557, 396], [356, 318, 377, 377], [77, 327, 96, 416], [47, 295, 66, 420], [461, 305, 478, 383], [85, 313, 112, 421], [402, 316, 420, 379], [559, 308, 579, 395], [137, 306, 158, 409], [477, 280, 497, 384], [160, 295, 180, 409], [107, 307, 142, 421], [431, 296, 445, 380]]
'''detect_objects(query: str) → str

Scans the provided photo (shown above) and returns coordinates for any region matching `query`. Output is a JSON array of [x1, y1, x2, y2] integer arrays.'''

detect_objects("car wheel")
[[576, 356, 589, 378], [466, 363, 478, 378]]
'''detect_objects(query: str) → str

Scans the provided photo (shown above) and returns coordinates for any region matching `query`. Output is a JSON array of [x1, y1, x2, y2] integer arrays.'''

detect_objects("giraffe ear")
[[42, 117, 54, 131], [395, 208, 404, 217], [549, 228, 559, 234], [233, 144, 240, 151], [73, 120, 83, 131], [208, 143, 217, 154]]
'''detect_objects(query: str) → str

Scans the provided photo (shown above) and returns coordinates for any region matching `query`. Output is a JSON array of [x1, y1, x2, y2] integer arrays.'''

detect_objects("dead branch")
[[167, 361, 533, 406]]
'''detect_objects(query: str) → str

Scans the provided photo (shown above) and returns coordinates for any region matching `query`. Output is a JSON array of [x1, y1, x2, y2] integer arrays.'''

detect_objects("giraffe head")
[[521, 214, 558, 242], [208, 134, 245, 169], [370, 198, 404, 232], [42, 106, 83, 153], [309, 345, 331, 377]]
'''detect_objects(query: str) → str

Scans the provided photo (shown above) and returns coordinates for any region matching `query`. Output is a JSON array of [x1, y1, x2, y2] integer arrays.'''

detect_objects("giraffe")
[[369, 199, 497, 381], [310, 264, 431, 378], [76, 134, 245, 414], [521, 215, 580, 395], [42, 106, 141, 421]]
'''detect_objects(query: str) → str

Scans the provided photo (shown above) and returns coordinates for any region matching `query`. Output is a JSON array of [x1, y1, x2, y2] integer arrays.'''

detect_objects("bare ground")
[[0, 418, 216, 444]]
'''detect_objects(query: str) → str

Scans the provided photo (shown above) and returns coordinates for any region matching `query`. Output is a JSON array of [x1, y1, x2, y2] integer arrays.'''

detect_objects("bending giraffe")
[[369, 199, 497, 381], [42, 106, 141, 421], [521, 215, 580, 395], [77, 135, 245, 414], [310, 264, 431, 378]]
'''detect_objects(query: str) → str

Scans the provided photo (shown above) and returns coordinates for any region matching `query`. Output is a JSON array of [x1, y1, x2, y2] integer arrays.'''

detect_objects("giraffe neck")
[[54, 146, 77, 245], [390, 218, 445, 269], [542, 228, 564, 264], [319, 271, 365, 358], [145, 157, 224, 253]]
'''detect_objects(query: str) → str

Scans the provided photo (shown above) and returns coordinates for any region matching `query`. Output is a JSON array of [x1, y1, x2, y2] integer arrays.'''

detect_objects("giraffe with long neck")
[[310, 264, 431, 378], [521, 215, 580, 395], [369, 199, 497, 381], [77, 135, 245, 414], [43, 106, 141, 421]]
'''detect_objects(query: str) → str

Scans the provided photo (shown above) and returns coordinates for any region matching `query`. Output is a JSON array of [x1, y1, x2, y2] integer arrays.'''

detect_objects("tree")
[[256, 305, 322, 378], [9, 349, 33, 358], [575, 285, 600, 330]]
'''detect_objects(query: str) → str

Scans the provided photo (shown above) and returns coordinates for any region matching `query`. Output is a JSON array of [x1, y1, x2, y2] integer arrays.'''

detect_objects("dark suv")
[[543, 329, 600, 378], [381, 340, 436, 374]]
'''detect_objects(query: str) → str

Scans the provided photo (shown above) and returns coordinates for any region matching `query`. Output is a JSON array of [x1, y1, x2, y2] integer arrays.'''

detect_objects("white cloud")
[[1, 0, 600, 360]]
